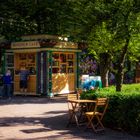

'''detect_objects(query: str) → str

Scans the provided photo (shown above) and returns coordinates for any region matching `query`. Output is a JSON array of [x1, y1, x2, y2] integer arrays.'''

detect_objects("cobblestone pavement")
[[0, 95, 140, 140]]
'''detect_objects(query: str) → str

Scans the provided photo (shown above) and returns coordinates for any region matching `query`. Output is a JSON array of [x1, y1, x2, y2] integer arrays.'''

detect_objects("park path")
[[0, 95, 140, 140]]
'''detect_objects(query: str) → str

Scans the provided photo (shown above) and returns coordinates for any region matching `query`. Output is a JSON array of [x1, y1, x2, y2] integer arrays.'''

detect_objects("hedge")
[[80, 84, 140, 134]]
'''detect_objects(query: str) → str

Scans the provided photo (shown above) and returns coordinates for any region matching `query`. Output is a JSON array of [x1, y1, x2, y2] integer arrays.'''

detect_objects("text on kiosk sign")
[[11, 41, 40, 49]]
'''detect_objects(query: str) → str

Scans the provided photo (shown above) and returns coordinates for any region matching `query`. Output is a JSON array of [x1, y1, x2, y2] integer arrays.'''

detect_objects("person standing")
[[19, 66, 29, 93], [2, 69, 12, 99]]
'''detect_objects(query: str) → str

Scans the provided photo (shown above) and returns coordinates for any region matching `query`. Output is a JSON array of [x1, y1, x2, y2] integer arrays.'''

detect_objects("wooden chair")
[[85, 97, 109, 132], [67, 93, 79, 126]]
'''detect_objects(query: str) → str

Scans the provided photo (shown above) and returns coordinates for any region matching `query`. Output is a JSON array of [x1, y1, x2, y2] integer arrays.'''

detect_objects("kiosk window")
[[52, 52, 74, 73], [15, 53, 36, 75]]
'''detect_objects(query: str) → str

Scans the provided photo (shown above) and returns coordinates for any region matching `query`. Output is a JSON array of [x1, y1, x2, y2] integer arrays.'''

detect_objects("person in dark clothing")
[[2, 70, 12, 99], [19, 66, 29, 93]]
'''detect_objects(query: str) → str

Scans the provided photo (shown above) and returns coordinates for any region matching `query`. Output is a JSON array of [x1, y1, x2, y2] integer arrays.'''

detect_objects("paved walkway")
[[0, 95, 140, 140]]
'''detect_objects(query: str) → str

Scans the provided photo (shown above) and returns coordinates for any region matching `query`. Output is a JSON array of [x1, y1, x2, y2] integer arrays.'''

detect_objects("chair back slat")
[[96, 98, 108, 106], [67, 93, 80, 114], [67, 93, 77, 100]]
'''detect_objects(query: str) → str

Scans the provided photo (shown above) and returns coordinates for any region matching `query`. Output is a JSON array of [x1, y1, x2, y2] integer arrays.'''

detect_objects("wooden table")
[[67, 99, 96, 127]]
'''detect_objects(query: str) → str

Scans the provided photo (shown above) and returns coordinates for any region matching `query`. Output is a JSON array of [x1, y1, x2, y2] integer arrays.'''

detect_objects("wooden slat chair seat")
[[85, 97, 109, 132]]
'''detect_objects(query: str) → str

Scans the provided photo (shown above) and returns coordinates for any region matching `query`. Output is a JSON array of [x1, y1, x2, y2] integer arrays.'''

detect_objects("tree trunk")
[[115, 38, 129, 91], [115, 11, 130, 91], [100, 69, 109, 87], [115, 64, 124, 91], [99, 53, 111, 87]]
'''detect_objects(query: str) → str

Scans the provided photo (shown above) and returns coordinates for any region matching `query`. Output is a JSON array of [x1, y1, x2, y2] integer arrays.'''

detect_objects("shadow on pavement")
[[0, 113, 112, 140], [0, 95, 140, 140], [0, 94, 67, 105], [0, 110, 139, 140]]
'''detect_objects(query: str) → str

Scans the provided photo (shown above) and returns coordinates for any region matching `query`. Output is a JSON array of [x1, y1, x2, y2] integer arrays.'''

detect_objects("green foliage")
[[81, 84, 140, 133], [104, 92, 140, 134], [77, 0, 140, 90], [88, 22, 116, 61], [80, 89, 99, 100], [0, 0, 140, 91], [87, 0, 140, 61], [0, 0, 73, 40]]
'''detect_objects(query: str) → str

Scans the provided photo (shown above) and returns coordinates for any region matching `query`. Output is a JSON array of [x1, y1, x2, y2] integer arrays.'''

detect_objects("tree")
[[70, 0, 140, 91], [87, 22, 117, 87], [107, 0, 140, 91], [64, 0, 113, 87]]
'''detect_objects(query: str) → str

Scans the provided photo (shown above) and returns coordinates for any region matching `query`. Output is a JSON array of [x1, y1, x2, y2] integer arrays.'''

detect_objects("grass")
[[99, 83, 140, 95]]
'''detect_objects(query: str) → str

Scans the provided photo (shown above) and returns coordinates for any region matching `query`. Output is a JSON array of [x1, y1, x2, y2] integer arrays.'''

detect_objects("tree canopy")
[[0, 0, 140, 91]]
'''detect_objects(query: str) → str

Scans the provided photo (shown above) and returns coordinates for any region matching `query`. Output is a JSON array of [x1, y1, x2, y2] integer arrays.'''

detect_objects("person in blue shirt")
[[19, 66, 29, 93], [3, 70, 12, 99]]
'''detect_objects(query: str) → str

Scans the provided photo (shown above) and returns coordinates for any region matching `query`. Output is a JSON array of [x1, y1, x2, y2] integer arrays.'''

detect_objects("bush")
[[80, 84, 140, 134], [80, 89, 98, 100]]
